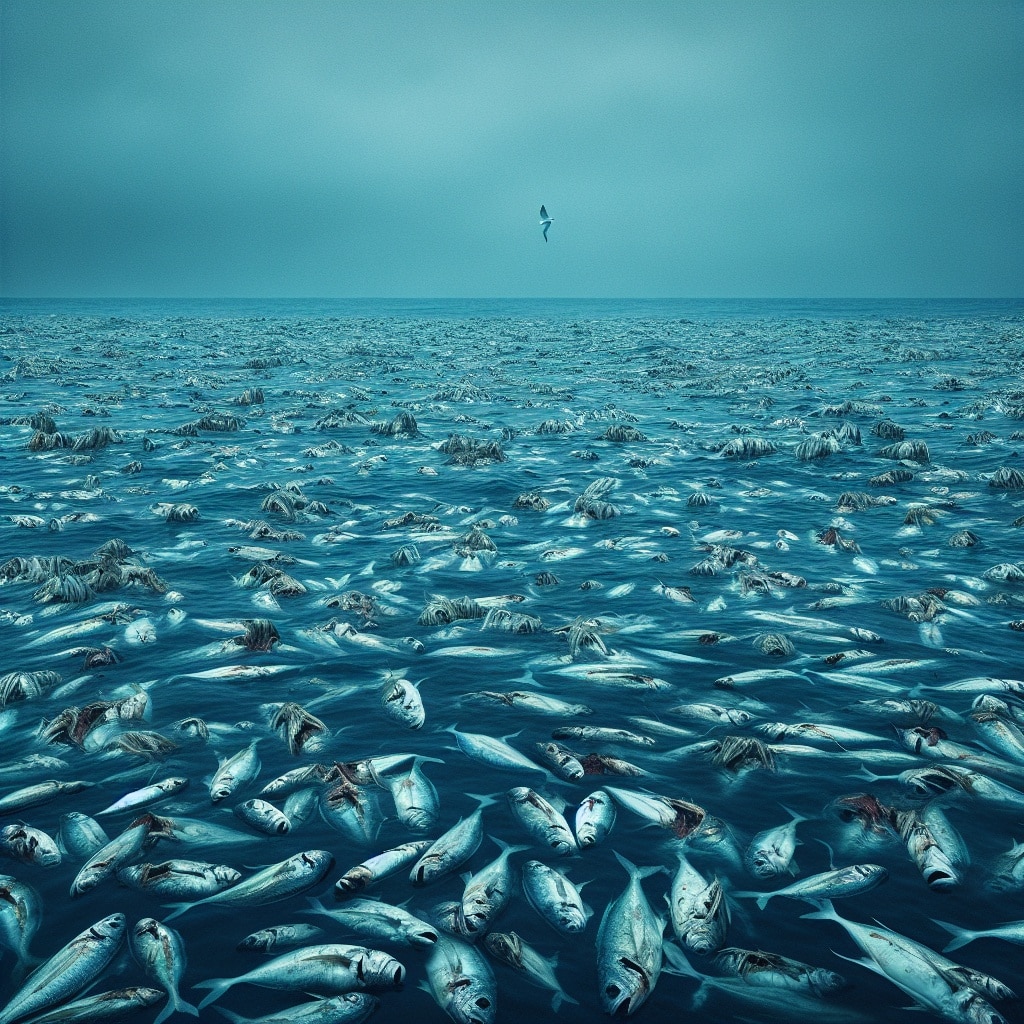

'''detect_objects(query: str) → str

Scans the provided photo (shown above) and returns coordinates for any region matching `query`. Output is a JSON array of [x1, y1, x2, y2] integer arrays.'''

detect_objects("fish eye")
[[606, 985, 621, 998], [475, 998, 491, 1009]]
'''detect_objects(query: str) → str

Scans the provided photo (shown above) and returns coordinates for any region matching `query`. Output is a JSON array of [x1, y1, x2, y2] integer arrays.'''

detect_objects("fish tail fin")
[[552, 988, 579, 1012], [161, 901, 193, 921], [193, 978, 236, 1009], [489, 834, 530, 856], [612, 849, 664, 880], [832, 949, 885, 977], [800, 899, 840, 923], [412, 754, 446, 766], [662, 941, 701, 981], [466, 791, 500, 810], [692, 980, 712, 1010], [755, 894, 770, 911], [930, 917, 977, 952], [156, 994, 199, 1024], [304, 895, 328, 916], [778, 802, 809, 824], [815, 837, 837, 870], [212, 1008, 246, 1024], [9, 953, 42, 985]]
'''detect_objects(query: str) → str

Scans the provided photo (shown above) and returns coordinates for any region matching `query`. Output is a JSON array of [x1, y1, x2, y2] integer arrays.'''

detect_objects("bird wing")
[[540, 205, 548, 220]]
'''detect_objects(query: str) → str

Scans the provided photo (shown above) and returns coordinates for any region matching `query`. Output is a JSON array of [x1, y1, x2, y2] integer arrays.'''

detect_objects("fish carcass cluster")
[[1, 304, 1023, 1023]]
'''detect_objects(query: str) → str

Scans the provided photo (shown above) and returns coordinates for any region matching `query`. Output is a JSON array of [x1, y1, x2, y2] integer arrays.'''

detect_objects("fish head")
[[950, 989, 1006, 1024], [408, 924, 440, 947], [600, 955, 651, 1017], [483, 931, 522, 966], [297, 850, 334, 877], [548, 835, 577, 856], [236, 931, 273, 952], [336, 865, 372, 895], [557, 905, 587, 932], [359, 950, 406, 989], [90, 913, 127, 942], [745, 849, 787, 878], [808, 968, 848, 996], [447, 978, 496, 1024], [403, 807, 437, 830], [849, 864, 888, 886]]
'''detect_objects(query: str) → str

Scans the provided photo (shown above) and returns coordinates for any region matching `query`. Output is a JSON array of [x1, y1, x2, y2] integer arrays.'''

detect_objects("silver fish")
[[380, 677, 425, 729], [969, 709, 1024, 765], [551, 725, 656, 747], [506, 787, 577, 855], [424, 935, 496, 1024], [713, 946, 846, 996], [604, 786, 706, 839], [130, 918, 198, 1024], [668, 703, 754, 727], [194, 944, 405, 1009], [210, 994, 379, 1024], [896, 809, 961, 892], [237, 923, 326, 954], [744, 806, 808, 879], [410, 795, 495, 886], [71, 813, 170, 898], [96, 777, 189, 816], [483, 930, 578, 1012], [235, 798, 291, 835], [0, 823, 62, 867], [733, 862, 888, 908], [9, 988, 166, 1024], [304, 895, 439, 947], [117, 859, 242, 898], [446, 726, 545, 775], [319, 783, 382, 845], [596, 852, 666, 1017], [0, 873, 41, 980], [465, 691, 591, 716], [336, 840, 432, 897], [804, 902, 1005, 1023], [56, 812, 109, 860], [383, 761, 439, 831], [574, 789, 616, 848], [259, 764, 332, 798], [0, 780, 93, 816], [932, 917, 1024, 953], [535, 742, 585, 781], [0, 913, 126, 1024], [521, 860, 590, 934], [668, 853, 730, 955], [457, 837, 528, 936], [162, 849, 334, 920], [987, 840, 1024, 893], [209, 739, 261, 802]]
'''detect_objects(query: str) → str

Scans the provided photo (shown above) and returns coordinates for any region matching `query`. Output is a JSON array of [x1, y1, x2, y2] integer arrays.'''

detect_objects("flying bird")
[[539, 205, 553, 242]]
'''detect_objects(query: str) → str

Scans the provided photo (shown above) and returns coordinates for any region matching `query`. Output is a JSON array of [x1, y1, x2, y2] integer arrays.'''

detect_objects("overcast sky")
[[1, 0, 1021, 298]]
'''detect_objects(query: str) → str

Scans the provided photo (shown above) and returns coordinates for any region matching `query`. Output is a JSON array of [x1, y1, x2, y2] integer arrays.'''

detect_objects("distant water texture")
[[1, 298, 1023, 1024]]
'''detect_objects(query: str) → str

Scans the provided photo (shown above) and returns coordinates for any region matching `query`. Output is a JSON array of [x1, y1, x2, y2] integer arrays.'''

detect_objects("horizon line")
[[2, 295, 1022, 302]]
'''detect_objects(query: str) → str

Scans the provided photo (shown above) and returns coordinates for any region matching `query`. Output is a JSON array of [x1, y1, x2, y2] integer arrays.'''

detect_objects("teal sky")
[[1, 0, 1021, 298]]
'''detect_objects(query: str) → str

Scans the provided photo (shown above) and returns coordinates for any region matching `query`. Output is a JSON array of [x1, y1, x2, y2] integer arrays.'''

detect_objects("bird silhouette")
[[539, 205, 553, 242]]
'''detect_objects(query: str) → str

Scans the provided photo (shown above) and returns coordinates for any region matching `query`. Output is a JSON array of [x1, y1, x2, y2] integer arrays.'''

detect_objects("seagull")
[[539, 205, 553, 242]]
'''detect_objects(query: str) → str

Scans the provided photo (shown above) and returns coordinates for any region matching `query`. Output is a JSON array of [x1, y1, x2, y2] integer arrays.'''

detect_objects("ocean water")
[[1, 297, 1023, 1024]]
